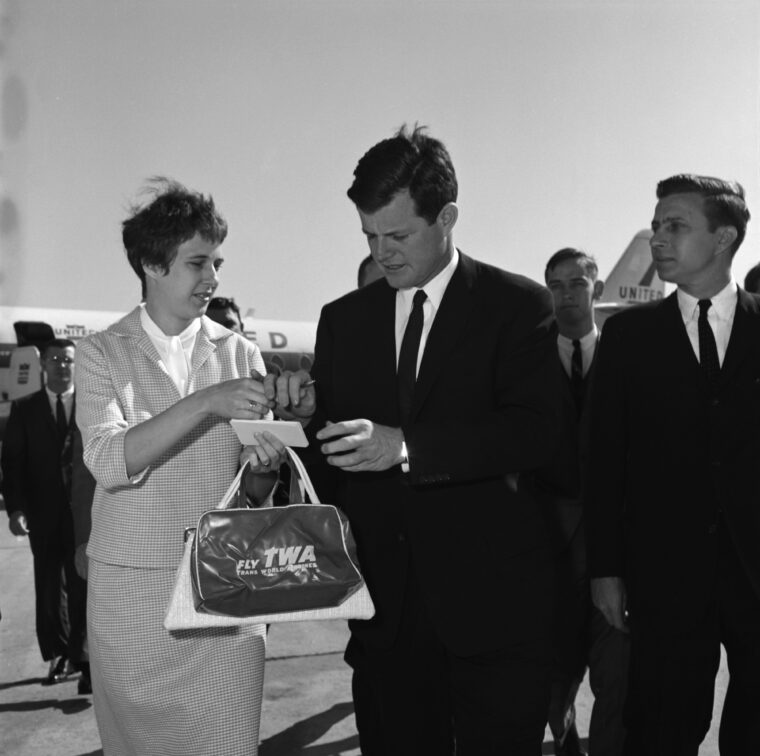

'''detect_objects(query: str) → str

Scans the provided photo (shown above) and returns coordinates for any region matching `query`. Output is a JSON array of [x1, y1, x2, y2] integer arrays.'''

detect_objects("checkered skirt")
[[88, 559, 266, 756]]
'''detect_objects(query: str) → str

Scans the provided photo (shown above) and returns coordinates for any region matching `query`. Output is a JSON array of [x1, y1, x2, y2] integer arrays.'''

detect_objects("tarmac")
[[0, 519, 728, 756]]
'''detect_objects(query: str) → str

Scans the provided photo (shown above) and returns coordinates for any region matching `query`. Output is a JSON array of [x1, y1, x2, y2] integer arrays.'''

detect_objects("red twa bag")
[[164, 448, 375, 630]]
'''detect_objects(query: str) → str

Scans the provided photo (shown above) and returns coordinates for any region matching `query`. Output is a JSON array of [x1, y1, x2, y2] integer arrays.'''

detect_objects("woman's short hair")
[[122, 177, 228, 297]]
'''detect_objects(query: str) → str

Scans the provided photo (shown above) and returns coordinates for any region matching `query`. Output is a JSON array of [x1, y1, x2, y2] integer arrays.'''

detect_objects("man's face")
[[358, 190, 452, 290], [42, 346, 75, 393], [546, 259, 600, 330], [145, 233, 223, 333], [206, 306, 243, 334], [650, 193, 728, 291]]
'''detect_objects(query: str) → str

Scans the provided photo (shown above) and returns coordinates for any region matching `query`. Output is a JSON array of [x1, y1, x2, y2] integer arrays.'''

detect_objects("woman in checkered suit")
[[76, 179, 285, 756]]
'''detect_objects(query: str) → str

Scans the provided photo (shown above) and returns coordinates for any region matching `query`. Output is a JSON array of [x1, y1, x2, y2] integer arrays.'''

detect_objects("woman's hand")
[[199, 377, 272, 420], [240, 431, 288, 474]]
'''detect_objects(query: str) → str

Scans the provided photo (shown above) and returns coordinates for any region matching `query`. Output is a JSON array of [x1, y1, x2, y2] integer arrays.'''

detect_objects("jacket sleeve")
[[0, 400, 29, 517], [70, 427, 96, 546], [74, 336, 137, 490], [585, 315, 628, 578]]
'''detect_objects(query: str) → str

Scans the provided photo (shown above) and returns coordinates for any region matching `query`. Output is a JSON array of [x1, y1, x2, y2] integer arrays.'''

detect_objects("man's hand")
[[8, 511, 29, 537], [591, 576, 629, 633], [316, 419, 404, 472], [240, 432, 288, 474], [74, 543, 88, 580], [260, 370, 316, 424]]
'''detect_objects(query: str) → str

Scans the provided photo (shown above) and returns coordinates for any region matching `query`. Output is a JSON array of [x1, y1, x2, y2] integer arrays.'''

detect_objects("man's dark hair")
[[656, 174, 750, 255], [122, 177, 228, 298], [544, 247, 599, 283], [40, 338, 76, 358], [206, 296, 243, 331], [347, 124, 458, 224], [744, 262, 760, 294]]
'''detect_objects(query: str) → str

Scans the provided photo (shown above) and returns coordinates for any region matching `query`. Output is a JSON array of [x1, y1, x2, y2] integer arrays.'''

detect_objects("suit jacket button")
[[398, 532, 406, 543]]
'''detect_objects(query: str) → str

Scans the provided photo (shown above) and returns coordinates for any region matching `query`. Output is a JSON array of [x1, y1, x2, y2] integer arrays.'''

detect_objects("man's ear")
[[436, 202, 458, 235], [715, 226, 738, 255], [593, 279, 605, 301]]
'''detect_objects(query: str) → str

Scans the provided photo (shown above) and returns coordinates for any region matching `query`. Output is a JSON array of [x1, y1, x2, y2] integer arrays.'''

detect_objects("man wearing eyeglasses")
[[1, 338, 90, 693]]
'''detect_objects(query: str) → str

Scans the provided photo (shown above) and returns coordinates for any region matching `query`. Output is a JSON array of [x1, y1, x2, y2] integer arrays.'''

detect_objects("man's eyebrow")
[[362, 227, 407, 236], [654, 213, 687, 224]]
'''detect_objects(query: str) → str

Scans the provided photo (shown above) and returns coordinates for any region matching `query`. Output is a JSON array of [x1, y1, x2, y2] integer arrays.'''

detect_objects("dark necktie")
[[697, 299, 720, 393], [397, 290, 427, 424], [571, 339, 584, 412], [56, 394, 68, 438]]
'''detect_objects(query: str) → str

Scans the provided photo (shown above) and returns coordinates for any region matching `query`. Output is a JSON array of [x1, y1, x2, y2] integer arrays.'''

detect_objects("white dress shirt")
[[676, 280, 737, 366], [45, 385, 74, 422], [140, 305, 201, 396], [557, 326, 598, 378], [395, 250, 459, 376]]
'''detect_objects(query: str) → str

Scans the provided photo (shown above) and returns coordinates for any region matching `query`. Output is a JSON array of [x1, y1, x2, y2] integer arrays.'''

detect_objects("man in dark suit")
[[588, 174, 760, 755], [270, 125, 561, 754], [1, 338, 89, 693], [541, 249, 629, 756]]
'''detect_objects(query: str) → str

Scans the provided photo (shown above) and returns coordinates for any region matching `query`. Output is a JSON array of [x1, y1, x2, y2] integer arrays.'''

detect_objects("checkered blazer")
[[75, 305, 265, 569]]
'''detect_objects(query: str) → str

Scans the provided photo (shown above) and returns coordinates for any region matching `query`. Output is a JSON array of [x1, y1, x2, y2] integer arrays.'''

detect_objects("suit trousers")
[[30, 532, 87, 664], [549, 527, 629, 756], [346, 559, 552, 756], [624, 519, 760, 756]]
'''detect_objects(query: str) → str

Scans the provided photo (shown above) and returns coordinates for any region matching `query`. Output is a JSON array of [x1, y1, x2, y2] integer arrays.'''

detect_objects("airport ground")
[[1, 518, 727, 755]]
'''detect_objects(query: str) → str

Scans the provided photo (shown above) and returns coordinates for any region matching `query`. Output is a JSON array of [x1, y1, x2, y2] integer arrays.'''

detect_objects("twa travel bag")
[[164, 448, 375, 631]]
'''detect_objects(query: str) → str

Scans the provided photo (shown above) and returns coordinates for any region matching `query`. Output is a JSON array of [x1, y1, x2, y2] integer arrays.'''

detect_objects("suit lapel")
[[411, 252, 476, 419], [721, 288, 760, 385], [35, 389, 57, 436], [190, 326, 217, 379], [660, 292, 700, 370]]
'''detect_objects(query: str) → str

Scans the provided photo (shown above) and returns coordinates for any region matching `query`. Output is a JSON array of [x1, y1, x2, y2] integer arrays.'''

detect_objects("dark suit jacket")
[[306, 251, 562, 656], [587, 289, 760, 631], [537, 339, 597, 564], [1, 389, 76, 545]]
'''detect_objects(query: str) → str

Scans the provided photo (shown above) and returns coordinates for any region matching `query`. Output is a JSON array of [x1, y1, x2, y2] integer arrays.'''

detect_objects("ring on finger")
[[249, 400, 257, 410]]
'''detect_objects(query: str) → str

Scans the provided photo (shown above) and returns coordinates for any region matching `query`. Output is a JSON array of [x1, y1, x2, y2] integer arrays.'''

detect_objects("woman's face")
[[144, 233, 224, 335]]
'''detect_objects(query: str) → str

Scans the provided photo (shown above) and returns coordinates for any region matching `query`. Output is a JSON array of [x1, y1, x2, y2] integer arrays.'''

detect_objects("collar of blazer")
[[33, 386, 59, 434], [408, 251, 477, 420], [106, 305, 234, 376], [721, 286, 760, 383], [659, 287, 758, 388]]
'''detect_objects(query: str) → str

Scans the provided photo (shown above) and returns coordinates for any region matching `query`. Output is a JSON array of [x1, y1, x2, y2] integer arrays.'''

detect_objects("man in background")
[[206, 296, 245, 334], [541, 248, 629, 755], [1, 339, 90, 693], [588, 175, 760, 754], [743, 261, 760, 294], [357, 254, 384, 288]]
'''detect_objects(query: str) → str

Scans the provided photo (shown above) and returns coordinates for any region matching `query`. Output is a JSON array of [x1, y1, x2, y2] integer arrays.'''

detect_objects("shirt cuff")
[[400, 440, 409, 474]]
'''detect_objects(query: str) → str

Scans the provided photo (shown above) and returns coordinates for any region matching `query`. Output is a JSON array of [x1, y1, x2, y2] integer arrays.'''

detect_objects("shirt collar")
[[139, 304, 201, 346], [558, 325, 598, 349], [397, 248, 459, 312], [45, 385, 74, 400], [677, 279, 737, 322]]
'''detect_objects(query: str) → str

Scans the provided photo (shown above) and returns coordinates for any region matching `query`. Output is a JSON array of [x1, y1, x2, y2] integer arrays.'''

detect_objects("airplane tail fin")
[[598, 229, 665, 306]]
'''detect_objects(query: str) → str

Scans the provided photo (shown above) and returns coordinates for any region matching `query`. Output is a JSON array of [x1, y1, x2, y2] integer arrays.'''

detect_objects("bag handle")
[[216, 461, 251, 510], [285, 447, 322, 504], [214, 447, 322, 511]]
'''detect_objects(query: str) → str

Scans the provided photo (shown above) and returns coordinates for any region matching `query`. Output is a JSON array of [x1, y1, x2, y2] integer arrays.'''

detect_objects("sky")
[[1, 0, 758, 322]]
